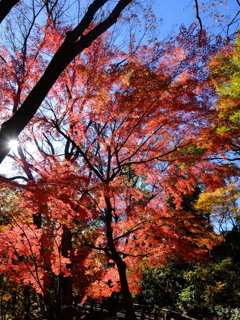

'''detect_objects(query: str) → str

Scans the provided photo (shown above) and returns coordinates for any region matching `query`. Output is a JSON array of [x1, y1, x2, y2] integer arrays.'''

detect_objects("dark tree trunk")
[[33, 214, 57, 320], [0, 0, 19, 24], [23, 286, 31, 320], [61, 225, 74, 320], [0, 0, 132, 164], [104, 196, 137, 320], [115, 259, 137, 320]]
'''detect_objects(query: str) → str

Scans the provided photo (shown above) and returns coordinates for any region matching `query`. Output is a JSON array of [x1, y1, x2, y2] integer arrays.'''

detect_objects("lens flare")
[[8, 139, 19, 151]]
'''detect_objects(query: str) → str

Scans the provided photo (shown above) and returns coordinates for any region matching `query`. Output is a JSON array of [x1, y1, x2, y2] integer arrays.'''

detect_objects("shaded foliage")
[[139, 227, 240, 320]]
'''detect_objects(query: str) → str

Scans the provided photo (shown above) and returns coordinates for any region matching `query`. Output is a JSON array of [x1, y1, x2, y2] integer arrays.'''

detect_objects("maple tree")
[[0, 21, 235, 319], [0, 2, 239, 320], [139, 176, 240, 320], [0, 0, 239, 166], [0, 0, 134, 164]]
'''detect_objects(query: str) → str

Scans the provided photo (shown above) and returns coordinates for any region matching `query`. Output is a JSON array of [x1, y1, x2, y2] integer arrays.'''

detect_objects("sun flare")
[[8, 139, 19, 151]]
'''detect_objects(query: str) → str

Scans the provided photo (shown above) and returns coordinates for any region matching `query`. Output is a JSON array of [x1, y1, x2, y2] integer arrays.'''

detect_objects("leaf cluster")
[[139, 227, 240, 319]]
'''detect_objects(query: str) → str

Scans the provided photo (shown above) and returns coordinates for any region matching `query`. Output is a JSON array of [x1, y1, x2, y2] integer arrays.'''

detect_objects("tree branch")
[[194, 0, 203, 30], [53, 122, 105, 182], [0, 0, 19, 24], [0, 0, 132, 164]]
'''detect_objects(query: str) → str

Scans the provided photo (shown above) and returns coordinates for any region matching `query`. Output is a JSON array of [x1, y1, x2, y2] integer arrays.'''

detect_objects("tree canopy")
[[0, 1, 239, 319]]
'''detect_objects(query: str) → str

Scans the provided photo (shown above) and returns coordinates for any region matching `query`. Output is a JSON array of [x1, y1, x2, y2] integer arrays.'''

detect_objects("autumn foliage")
[[0, 4, 239, 319]]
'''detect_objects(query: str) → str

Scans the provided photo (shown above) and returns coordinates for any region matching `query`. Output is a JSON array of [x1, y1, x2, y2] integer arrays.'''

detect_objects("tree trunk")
[[34, 215, 57, 320], [0, 0, 19, 24], [0, 0, 132, 164], [116, 259, 137, 320], [61, 225, 74, 320], [104, 196, 137, 320]]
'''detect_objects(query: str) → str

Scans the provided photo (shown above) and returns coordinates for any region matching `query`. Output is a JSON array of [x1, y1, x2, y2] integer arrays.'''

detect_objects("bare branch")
[[53, 121, 105, 182], [227, 10, 240, 35], [194, 0, 203, 30], [0, 0, 133, 164], [0, 175, 29, 182]]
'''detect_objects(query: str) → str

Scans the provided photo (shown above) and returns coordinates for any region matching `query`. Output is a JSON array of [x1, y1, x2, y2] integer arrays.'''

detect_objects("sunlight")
[[8, 139, 19, 152]]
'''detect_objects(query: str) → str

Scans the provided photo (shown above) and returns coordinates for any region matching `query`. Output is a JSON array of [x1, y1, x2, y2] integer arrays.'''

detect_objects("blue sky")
[[1, 0, 240, 178], [156, 0, 195, 38], [155, 0, 240, 38]]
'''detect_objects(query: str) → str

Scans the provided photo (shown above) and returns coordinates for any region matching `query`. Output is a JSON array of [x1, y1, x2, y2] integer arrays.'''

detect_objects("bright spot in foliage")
[[8, 139, 19, 152]]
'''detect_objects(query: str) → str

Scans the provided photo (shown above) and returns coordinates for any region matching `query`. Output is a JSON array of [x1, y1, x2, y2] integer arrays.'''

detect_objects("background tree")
[[195, 183, 240, 231], [208, 32, 240, 159], [139, 229, 240, 320], [195, 31, 240, 231]]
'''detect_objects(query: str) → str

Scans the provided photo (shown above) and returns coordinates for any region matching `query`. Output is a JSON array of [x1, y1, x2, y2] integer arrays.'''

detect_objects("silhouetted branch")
[[194, 0, 203, 30]]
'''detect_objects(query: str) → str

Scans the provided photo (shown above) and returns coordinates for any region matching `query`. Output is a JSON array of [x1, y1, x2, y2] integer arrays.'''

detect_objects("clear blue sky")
[[156, 0, 194, 38], [155, 0, 240, 38]]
